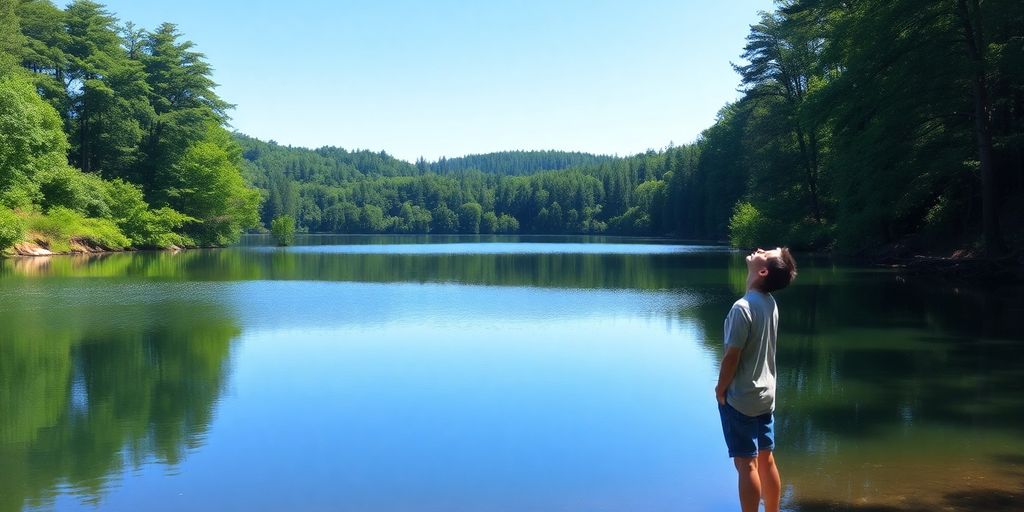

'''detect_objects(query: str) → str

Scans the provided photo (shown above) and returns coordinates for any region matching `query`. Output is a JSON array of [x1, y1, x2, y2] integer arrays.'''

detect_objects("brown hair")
[[762, 247, 797, 293]]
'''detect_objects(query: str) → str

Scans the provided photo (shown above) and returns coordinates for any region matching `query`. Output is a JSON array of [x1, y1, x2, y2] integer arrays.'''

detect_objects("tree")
[[61, 1, 135, 174], [495, 214, 519, 234], [431, 203, 458, 233], [458, 202, 482, 234], [955, 0, 1005, 254], [0, 0, 21, 68], [359, 204, 386, 232], [794, 0, 1022, 252], [139, 22, 231, 197], [397, 202, 431, 233], [481, 211, 498, 234], [0, 71, 68, 209], [271, 214, 295, 246], [734, 9, 826, 225], [165, 124, 260, 245], [14, 0, 69, 113]]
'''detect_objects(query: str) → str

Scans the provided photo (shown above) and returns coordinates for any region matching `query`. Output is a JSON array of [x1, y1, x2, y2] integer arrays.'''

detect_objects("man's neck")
[[746, 275, 761, 293]]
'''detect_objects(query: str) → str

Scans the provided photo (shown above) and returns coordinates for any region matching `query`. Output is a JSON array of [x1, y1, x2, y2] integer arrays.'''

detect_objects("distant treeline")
[[3, 0, 1022, 255], [419, 151, 614, 176], [240, 134, 700, 237]]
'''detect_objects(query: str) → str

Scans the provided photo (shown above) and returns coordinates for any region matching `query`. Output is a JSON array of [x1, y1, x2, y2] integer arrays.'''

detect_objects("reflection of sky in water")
[[224, 281, 708, 331], [41, 282, 734, 512]]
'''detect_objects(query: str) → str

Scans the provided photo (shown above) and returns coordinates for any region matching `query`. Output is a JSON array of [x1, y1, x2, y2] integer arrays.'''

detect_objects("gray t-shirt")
[[723, 290, 778, 417]]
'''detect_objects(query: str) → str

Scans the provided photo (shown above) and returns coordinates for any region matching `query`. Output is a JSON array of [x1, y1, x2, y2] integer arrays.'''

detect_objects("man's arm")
[[715, 345, 743, 405]]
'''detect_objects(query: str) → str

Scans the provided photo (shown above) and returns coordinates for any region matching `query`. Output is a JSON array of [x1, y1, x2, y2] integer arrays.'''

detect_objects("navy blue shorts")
[[718, 402, 775, 458]]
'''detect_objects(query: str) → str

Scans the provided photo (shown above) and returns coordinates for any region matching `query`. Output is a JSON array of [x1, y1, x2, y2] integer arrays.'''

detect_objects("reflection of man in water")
[[715, 247, 797, 512]]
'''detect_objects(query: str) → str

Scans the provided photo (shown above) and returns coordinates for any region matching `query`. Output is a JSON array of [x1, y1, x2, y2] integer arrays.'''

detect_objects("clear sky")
[[68, 0, 774, 163]]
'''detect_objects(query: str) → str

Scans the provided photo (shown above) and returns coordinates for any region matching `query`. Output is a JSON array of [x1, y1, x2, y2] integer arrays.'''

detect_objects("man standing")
[[716, 247, 797, 512]]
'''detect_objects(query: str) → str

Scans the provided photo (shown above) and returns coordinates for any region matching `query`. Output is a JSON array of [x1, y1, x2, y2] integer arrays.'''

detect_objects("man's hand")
[[716, 346, 742, 406]]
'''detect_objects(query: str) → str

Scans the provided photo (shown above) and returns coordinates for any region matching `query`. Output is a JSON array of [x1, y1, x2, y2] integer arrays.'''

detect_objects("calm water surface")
[[2, 235, 1022, 511]]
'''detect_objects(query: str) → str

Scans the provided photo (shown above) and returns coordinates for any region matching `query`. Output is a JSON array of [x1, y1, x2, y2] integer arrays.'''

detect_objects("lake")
[[2, 235, 1022, 512]]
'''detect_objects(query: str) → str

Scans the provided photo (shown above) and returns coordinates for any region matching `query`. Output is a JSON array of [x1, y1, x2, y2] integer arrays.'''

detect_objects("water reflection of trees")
[[2, 249, 737, 292], [0, 298, 238, 512]]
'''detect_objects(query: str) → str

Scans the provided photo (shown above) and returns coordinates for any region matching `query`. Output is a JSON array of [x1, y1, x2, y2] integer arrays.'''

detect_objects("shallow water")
[[2, 235, 1022, 511]]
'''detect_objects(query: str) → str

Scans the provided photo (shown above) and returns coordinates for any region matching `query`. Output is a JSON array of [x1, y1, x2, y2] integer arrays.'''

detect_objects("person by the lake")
[[715, 247, 797, 512]]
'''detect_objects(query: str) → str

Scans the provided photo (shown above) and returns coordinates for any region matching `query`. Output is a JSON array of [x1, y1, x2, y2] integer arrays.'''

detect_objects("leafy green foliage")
[[0, 72, 68, 209], [0, 206, 24, 250], [166, 125, 260, 246], [271, 215, 295, 246], [458, 202, 482, 234], [104, 178, 194, 248], [26, 206, 129, 252], [709, 0, 1023, 253], [425, 150, 612, 175], [727, 202, 757, 250], [36, 164, 113, 217], [237, 134, 694, 237], [2, 2, 260, 253], [431, 204, 458, 234]]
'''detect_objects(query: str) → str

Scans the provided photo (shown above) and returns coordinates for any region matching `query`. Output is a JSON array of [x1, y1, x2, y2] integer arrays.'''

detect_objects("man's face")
[[746, 247, 782, 274]]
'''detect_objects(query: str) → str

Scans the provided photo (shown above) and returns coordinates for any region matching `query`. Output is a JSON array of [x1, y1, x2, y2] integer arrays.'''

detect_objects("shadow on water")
[[0, 292, 239, 512], [685, 255, 1024, 510], [789, 485, 1024, 512]]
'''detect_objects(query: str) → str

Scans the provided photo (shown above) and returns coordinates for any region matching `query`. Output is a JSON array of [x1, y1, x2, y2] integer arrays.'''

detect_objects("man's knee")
[[757, 450, 775, 467], [733, 456, 758, 473]]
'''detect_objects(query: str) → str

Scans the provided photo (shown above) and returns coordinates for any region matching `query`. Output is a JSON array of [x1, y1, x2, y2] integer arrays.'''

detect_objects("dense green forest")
[[240, 133, 691, 236], [0, 0, 258, 253], [1, 0, 1022, 256]]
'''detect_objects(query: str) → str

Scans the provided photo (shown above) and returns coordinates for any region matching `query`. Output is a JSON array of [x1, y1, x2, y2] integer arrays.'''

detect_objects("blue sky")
[[71, 0, 774, 162]]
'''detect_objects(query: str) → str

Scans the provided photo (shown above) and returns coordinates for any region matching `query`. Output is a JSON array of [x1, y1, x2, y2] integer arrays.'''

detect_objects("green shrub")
[[786, 218, 833, 250], [495, 214, 519, 233], [26, 207, 130, 252], [271, 215, 295, 246], [729, 201, 769, 248], [105, 179, 195, 248], [0, 206, 25, 250], [36, 165, 112, 218]]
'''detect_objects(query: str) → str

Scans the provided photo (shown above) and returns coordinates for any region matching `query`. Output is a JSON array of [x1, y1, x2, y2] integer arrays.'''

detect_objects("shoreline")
[[877, 254, 1024, 282], [5, 235, 1021, 283], [3, 239, 187, 258]]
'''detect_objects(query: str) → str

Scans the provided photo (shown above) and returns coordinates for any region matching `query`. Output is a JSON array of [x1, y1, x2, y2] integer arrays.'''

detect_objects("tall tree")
[[15, 0, 69, 120], [166, 123, 259, 245], [955, 0, 1004, 254], [139, 22, 231, 198], [0, 0, 22, 67], [797, 0, 1022, 252], [734, 9, 825, 224]]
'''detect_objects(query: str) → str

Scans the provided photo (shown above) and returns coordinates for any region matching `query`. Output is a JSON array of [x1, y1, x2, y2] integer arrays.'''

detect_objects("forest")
[[1, 0, 1022, 256], [0, 0, 258, 252]]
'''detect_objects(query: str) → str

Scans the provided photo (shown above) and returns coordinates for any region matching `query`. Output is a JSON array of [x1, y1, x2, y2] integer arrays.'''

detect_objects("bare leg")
[[757, 450, 781, 512], [733, 456, 761, 512]]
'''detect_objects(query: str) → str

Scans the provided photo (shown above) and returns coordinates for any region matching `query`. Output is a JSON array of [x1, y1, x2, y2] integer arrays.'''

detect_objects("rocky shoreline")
[[4, 238, 183, 257]]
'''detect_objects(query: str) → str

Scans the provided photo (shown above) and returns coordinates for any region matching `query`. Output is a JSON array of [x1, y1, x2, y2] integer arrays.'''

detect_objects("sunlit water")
[[2, 235, 1022, 511]]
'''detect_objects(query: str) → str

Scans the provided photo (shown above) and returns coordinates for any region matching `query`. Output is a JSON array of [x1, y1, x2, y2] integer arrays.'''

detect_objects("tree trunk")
[[794, 123, 823, 223], [957, 0, 1004, 256]]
